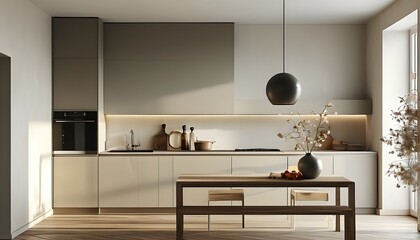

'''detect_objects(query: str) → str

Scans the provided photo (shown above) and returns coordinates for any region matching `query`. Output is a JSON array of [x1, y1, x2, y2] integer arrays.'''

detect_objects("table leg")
[[335, 187, 341, 232], [344, 211, 355, 240], [176, 212, 184, 240], [176, 183, 184, 240], [345, 182, 356, 240]]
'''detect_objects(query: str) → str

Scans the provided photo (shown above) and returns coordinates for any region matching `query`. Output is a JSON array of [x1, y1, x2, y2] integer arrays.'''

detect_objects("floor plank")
[[15, 214, 420, 240]]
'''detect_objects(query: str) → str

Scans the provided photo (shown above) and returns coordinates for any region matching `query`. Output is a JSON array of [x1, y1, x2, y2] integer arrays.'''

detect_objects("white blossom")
[[278, 103, 333, 154]]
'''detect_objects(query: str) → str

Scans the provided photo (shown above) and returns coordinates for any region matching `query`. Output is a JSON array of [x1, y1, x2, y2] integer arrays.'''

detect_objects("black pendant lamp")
[[266, 0, 301, 105]]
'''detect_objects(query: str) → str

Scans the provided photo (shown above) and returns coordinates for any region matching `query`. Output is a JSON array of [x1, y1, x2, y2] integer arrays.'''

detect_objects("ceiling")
[[28, 0, 396, 24]]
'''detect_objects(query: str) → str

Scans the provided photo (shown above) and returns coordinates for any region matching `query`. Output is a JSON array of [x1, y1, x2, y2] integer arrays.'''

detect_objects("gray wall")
[[234, 24, 367, 114]]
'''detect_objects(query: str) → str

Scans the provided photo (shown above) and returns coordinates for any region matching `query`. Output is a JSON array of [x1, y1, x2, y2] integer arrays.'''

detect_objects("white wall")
[[105, 115, 367, 151], [367, 0, 418, 215], [0, 0, 52, 238]]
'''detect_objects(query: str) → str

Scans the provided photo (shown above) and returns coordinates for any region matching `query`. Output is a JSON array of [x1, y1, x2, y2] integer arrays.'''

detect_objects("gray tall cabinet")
[[53, 17, 100, 110], [52, 17, 102, 209]]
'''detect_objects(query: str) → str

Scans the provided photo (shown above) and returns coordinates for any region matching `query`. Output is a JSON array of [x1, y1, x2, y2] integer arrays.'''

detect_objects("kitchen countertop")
[[99, 150, 377, 156]]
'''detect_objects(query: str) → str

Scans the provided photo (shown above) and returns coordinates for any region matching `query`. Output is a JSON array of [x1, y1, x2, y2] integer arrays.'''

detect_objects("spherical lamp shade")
[[266, 72, 301, 105]]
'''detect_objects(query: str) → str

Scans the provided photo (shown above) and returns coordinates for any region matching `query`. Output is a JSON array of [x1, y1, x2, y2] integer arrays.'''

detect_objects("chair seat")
[[208, 189, 245, 230]]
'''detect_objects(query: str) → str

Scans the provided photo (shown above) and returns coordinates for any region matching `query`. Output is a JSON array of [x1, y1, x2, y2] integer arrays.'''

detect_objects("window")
[[410, 26, 417, 91], [409, 25, 417, 217]]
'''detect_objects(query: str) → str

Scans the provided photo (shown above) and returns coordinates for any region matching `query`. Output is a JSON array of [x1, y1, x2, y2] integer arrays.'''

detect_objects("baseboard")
[[52, 207, 176, 215], [376, 208, 410, 215], [355, 208, 376, 214], [99, 207, 176, 214], [410, 209, 418, 217], [11, 209, 53, 239], [53, 208, 99, 215]]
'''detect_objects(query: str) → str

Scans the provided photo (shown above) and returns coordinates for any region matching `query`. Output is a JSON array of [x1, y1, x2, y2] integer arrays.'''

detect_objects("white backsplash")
[[105, 115, 367, 151]]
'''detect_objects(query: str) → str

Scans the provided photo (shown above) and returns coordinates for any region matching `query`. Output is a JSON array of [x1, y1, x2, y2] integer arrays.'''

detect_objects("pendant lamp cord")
[[282, 0, 286, 73]]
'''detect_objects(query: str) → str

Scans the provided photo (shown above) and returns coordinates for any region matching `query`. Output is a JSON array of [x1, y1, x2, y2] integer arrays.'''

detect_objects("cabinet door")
[[53, 17, 98, 58], [334, 154, 377, 210], [99, 156, 138, 207], [232, 156, 288, 205], [232, 156, 288, 227], [173, 156, 231, 205], [54, 156, 98, 208], [158, 156, 173, 207], [138, 156, 159, 207], [104, 23, 234, 114], [53, 58, 98, 110]]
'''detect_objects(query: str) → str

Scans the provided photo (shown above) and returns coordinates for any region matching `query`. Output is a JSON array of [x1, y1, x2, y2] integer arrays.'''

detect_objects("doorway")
[[0, 52, 11, 237]]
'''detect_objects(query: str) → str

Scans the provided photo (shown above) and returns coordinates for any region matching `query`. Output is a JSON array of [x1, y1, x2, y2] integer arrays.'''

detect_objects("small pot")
[[194, 140, 215, 151]]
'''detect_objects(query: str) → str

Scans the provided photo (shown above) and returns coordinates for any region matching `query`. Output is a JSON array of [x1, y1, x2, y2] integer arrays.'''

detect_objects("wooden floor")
[[16, 214, 420, 240]]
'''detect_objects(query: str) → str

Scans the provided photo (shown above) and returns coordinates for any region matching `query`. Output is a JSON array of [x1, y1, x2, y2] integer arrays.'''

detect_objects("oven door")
[[53, 112, 97, 154]]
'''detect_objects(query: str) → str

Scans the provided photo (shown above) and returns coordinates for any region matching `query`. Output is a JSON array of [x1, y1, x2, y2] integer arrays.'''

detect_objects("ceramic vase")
[[298, 153, 323, 179]]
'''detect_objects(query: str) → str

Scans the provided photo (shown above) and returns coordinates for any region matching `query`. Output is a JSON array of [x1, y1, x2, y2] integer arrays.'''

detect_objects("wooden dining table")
[[176, 175, 355, 240]]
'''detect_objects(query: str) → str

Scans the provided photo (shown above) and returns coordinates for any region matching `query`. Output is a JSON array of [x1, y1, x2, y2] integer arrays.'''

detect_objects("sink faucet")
[[130, 129, 140, 150]]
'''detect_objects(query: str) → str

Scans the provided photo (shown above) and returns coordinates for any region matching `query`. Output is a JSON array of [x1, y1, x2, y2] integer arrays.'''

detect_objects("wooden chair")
[[208, 189, 245, 230]]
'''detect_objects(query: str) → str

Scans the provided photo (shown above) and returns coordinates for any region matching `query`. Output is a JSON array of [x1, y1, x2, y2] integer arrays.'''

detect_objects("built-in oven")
[[53, 111, 97, 154]]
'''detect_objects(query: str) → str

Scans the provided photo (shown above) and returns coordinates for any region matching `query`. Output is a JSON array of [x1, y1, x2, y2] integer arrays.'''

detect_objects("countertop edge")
[[99, 150, 377, 156]]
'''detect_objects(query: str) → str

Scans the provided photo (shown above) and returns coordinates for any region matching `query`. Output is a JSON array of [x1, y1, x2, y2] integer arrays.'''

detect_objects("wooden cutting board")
[[154, 124, 169, 150]]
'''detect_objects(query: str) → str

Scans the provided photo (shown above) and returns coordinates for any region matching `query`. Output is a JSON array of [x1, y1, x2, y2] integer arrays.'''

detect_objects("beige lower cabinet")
[[232, 156, 288, 227], [173, 155, 231, 206], [158, 156, 173, 207], [53, 155, 98, 208], [99, 156, 158, 207], [334, 153, 377, 212], [138, 157, 159, 206], [94, 152, 376, 211], [232, 155, 288, 205]]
